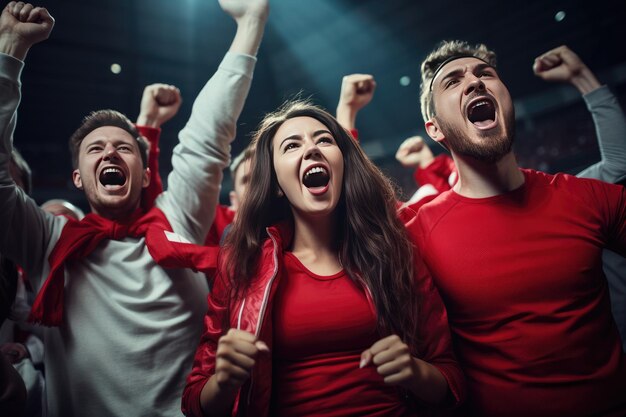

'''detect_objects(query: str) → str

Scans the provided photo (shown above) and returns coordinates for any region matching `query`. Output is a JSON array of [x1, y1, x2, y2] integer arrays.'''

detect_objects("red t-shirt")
[[270, 252, 412, 417], [414, 169, 626, 417]]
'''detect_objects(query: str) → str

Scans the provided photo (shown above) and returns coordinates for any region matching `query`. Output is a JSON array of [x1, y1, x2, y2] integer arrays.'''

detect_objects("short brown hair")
[[68, 109, 147, 169], [229, 144, 255, 179], [420, 40, 497, 122]]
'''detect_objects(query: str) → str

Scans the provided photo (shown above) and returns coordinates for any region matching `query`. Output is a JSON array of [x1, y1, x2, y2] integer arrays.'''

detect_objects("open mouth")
[[302, 166, 330, 189], [467, 97, 496, 128], [99, 167, 126, 188]]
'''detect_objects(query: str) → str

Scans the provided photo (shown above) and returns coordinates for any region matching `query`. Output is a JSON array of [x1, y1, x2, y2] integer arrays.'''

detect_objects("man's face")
[[229, 158, 252, 211], [426, 57, 515, 163], [72, 126, 150, 219]]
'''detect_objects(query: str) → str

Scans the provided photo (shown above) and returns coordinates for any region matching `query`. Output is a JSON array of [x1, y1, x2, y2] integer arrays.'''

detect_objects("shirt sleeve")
[[0, 53, 66, 292], [136, 124, 162, 210], [412, 243, 466, 407], [563, 174, 626, 257], [156, 52, 257, 244], [413, 154, 456, 193], [601, 182, 626, 256], [576, 86, 626, 184]]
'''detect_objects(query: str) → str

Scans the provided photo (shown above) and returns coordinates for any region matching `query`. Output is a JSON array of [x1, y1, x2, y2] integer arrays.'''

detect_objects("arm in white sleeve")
[[156, 53, 256, 243], [0, 53, 65, 292], [576, 86, 626, 183]]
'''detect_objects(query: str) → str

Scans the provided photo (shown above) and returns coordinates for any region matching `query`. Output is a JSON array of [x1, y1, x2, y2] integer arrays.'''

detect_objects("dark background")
[[12, 0, 626, 209]]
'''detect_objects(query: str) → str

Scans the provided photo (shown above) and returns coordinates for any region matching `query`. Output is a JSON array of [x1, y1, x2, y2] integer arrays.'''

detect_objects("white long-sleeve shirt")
[[0, 51, 256, 417]]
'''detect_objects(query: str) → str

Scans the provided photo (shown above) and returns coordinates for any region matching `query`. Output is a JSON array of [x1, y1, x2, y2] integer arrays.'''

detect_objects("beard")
[[435, 110, 516, 163]]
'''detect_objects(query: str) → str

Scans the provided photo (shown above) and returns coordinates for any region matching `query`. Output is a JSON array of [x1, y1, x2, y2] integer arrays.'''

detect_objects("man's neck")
[[452, 152, 525, 198], [89, 205, 141, 223]]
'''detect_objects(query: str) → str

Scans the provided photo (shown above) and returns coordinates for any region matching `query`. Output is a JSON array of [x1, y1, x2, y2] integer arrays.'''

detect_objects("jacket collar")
[[266, 219, 294, 251], [265, 206, 416, 250]]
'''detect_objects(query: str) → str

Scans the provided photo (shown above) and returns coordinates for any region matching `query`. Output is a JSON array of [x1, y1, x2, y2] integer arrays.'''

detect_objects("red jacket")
[[182, 218, 465, 417]]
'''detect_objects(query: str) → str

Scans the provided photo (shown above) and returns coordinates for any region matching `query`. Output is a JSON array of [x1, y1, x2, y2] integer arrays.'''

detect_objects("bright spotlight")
[[555, 11, 566, 22], [110, 63, 122, 74]]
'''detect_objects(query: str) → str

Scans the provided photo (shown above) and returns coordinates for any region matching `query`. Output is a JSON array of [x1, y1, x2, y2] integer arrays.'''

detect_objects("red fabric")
[[413, 154, 456, 193], [413, 169, 626, 417], [271, 252, 409, 417], [29, 207, 219, 327], [136, 124, 236, 246], [349, 128, 359, 142], [204, 204, 236, 246], [182, 220, 465, 417], [405, 193, 440, 213], [136, 125, 163, 210]]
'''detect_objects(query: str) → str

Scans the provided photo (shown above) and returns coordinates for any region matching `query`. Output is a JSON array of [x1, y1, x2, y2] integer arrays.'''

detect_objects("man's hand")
[[533, 45, 600, 95], [339, 74, 377, 113], [336, 73, 376, 131], [136, 84, 182, 128], [219, 0, 268, 57], [0, 1, 54, 60], [219, 0, 269, 25], [395, 135, 434, 168]]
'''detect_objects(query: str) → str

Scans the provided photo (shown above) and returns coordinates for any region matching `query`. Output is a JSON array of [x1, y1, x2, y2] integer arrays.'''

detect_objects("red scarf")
[[29, 207, 219, 326]]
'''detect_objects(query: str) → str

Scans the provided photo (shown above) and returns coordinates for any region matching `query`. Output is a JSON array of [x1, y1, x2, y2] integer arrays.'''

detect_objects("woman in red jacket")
[[182, 100, 465, 417]]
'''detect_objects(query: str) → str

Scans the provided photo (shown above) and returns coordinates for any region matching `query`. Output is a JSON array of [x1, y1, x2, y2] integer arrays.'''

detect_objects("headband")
[[429, 55, 492, 91]]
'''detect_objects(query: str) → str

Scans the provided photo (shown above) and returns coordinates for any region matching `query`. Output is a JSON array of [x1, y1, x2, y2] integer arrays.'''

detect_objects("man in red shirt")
[[413, 40, 626, 417]]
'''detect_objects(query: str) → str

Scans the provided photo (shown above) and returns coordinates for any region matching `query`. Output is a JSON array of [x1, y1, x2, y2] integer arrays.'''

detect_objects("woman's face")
[[272, 116, 344, 220]]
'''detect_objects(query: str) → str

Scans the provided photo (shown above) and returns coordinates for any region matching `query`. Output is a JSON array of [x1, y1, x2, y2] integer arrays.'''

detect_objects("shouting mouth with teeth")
[[99, 166, 127, 189], [466, 95, 497, 130], [302, 165, 330, 195]]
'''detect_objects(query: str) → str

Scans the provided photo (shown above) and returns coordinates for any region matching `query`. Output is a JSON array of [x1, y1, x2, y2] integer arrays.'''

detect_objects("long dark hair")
[[223, 100, 420, 348]]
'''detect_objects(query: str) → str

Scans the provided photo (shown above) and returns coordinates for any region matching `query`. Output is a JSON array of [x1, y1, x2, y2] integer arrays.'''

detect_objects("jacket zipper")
[[247, 228, 280, 406], [236, 298, 246, 330]]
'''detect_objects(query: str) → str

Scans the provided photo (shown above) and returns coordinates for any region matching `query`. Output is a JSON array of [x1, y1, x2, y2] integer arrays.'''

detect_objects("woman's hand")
[[215, 328, 269, 391], [360, 334, 449, 404]]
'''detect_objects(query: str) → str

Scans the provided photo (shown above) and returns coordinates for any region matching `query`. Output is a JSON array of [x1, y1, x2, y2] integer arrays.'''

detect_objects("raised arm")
[[136, 83, 182, 129], [0, 2, 63, 287], [135, 83, 182, 209], [0, 1, 53, 60], [336, 73, 376, 135], [396, 135, 458, 206], [156, 0, 268, 244], [395, 135, 435, 170], [221, 0, 268, 56], [533, 45, 626, 183]]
